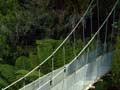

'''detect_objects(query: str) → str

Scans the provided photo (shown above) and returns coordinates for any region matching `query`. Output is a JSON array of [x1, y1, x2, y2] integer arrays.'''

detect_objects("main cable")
[[2, 0, 94, 90], [36, 0, 119, 89]]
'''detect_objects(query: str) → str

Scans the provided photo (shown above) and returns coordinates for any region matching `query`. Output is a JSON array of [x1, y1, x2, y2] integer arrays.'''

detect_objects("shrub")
[[15, 56, 31, 70], [36, 39, 62, 73], [0, 64, 16, 83]]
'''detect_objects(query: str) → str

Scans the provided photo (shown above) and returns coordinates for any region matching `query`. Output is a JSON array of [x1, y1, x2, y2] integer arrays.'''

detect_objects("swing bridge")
[[2, 0, 120, 90]]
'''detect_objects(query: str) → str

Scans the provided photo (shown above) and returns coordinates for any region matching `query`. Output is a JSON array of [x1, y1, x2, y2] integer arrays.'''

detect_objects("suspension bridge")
[[2, 0, 119, 90]]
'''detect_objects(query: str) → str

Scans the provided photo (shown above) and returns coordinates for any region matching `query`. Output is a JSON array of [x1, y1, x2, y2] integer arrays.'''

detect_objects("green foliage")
[[29, 54, 39, 69], [36, 39, 54, 62], [0, 0, 19, 25], [0, 26, 11, 62], [36, 39, 62, 73], [0, 64, 16, 83], [0, 34, 10, 58], [0, 0, 118, 89], [0, 77, 8, 89], [27, 71, 43, 82], [15, 56, 31, 70], [16, 69, 43, 83], [36, 39, 83, 74], [112, 36, 120, 85]]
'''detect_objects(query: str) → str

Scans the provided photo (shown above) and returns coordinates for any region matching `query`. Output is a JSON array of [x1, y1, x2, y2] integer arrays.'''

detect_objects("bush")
[[15, 56, 31, 70], [0, 64, 16, 83], [36, 39, 62, 73]]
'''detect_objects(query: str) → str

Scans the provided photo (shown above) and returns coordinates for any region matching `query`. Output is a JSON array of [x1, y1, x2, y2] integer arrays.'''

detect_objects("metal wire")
[[39, 67, 41, 88], [68, 0, 119, 69], [104, 20, 108, 52], [50, 56, 54, 89], [62, 46, 66, 90], [3, 0, 119, 89], [73, 31, 76, 57], [35, 1, 119, 89], [2, 1, 95, 89]]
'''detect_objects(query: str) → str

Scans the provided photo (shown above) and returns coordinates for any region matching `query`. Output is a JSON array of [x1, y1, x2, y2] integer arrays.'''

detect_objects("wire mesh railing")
[[2, 0, 119, 90]]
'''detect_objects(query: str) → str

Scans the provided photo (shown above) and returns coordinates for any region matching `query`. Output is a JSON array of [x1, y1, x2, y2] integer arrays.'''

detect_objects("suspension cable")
[[90, 8, 93, 37], [104, 20, 108, 52], [68, 0, 119, 67], [96, 0, 100, 55], [39, 67, 41, 88], [23, 32, 26, 90], [62, 46, 66, 90], [50, 56, 54, 89], [2, 0, 95, 90], [35, 1, 119, 89], [96, 0, 100, 78], [73, 31, 76, 56]]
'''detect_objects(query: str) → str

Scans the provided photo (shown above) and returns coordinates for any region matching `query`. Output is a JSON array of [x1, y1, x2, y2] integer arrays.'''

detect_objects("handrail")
[[36, 0, 119, 89], [2, 0, 94, 90]]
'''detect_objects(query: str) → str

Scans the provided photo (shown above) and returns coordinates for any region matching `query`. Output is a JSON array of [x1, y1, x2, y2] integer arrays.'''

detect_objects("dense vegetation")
[[0, 0, 120, 90]]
